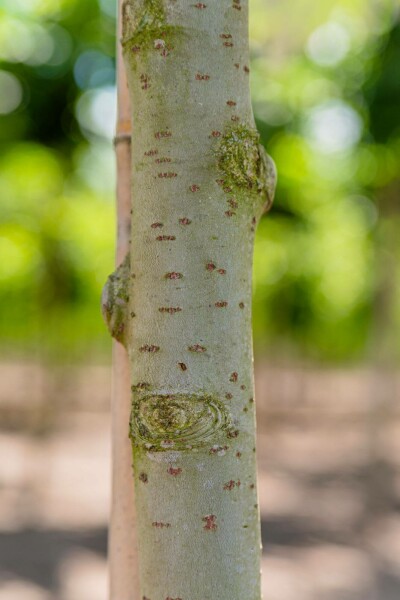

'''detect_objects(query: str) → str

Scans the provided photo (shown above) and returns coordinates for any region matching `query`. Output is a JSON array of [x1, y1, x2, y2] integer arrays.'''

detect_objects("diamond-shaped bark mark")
[[227, 429, 239, 439], [189, 184, 200, 192], [209, 445, 228, 455], [227, 100, 236, 106], [223, 480, 240, 490], [179, 218, 191, 225], [215, 301, 228, 308], [155, 130, 172, 139], [132, 382, 151, 391], [165, 272, 183, 280], [194, 2, 207, 7], [140, 74, 150, 90], [167, 467, 182, 476], [139, 472, 148, 483], [152, 522, 171, 528], [156, 235, 176, 241], [154, 39, 173, 57], [158, 172, 177, 178], [202, 514, 217, 531], [206, 262, 216, 271], [139, 345, 160, 353], [159, 307, 182, 314], [196, 73, 210, 81], [230, 372, 238, 382], [151, 222, 163, 228], [188, 344, 206, 353]]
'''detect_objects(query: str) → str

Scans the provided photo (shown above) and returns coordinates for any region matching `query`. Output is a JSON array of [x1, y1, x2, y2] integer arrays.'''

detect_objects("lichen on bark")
[[122, 0, 180, 55], [216, 123, 276, 214], [101, 252, 130, 346]]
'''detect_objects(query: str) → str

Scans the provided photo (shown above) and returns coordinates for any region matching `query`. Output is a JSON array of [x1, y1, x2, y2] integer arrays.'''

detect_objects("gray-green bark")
[[103, 1, 276, 598]]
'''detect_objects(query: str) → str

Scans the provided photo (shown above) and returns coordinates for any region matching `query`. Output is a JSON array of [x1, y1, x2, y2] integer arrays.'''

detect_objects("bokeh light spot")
[[306, 22, 350, 67], [0, 71, 23, 114], [74, 51, 115, 90], [75, 86, 117, 140], [305, 101, 363, 154]]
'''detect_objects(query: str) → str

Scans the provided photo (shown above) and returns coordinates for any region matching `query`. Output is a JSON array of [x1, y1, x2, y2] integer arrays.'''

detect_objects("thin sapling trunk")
[[103, 1, 276, 598]]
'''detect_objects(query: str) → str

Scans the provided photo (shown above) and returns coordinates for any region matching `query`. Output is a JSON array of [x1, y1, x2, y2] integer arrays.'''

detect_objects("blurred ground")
[[0, 362, 399, 600]]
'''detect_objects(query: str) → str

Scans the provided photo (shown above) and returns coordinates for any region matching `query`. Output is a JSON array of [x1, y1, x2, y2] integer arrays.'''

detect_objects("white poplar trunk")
[[103, 1, 276, 598]]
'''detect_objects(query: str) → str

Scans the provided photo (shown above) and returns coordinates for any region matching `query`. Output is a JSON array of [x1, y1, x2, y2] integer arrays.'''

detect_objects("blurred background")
[[1, 0, 400, 598]]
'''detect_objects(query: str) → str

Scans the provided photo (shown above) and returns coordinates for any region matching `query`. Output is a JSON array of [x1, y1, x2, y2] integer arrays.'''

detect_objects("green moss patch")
[[216, 124, 266, 192], [123, 0, 179, 54], [216, 123, 277, 212]]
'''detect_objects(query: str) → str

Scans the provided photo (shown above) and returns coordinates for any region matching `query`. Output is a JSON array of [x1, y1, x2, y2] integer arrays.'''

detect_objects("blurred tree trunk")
[[108, 1, 139, 598], [103, 1, 275, 598]]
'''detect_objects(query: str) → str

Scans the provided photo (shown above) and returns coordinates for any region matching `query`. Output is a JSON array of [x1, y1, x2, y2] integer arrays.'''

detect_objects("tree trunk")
[[103, 1, 276, 598], [108, 2, 139, 597]]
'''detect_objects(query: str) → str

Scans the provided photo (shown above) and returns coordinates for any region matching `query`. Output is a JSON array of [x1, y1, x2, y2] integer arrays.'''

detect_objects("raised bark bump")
[[101, 252, 130, 346], [130, 392, 232, 451]]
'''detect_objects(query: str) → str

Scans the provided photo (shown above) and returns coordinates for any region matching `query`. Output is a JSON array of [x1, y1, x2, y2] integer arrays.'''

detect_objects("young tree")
[[107, 3, 140, 598], [103, 1, 276, 598]]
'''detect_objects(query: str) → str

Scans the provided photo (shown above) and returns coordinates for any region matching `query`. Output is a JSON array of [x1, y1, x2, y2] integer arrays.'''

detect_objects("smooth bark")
[[108, 2, 139, 598], [103, 1, 276, 598]]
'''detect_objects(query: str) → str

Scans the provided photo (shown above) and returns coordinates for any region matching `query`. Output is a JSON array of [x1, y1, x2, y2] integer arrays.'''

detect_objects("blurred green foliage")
[[0, 0, 399, 363]]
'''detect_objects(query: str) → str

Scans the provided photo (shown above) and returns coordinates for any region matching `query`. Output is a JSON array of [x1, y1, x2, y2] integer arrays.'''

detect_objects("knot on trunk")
[[258, 144, 277, 213], [130, 393, 232, 451], [216, 123, 277, 215], [101, 253, 130, 346]]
